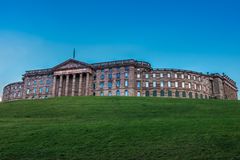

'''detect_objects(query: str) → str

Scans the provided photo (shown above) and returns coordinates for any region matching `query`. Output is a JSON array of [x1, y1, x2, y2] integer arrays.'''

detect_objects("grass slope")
[[0, 97, 240, 160]]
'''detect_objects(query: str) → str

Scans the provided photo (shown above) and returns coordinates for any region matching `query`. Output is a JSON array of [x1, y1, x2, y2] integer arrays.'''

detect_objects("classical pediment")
[[52, 59, 92, 71]]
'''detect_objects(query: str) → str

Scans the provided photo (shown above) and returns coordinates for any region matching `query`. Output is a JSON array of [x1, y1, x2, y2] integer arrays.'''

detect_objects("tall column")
[[65, 74, 69, 96], [85, 73, 89, 96], [78, 73, 82, 96], [52, 75, 57, 97], [72, 74, 76, 96], [58, 75, 63, 97]]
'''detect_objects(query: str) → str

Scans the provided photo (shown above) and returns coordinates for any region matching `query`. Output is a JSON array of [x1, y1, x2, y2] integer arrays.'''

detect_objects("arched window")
[[108, 91, 112, 96], [116, 90, 120, 96], [145, 91, 150, 97], [153, 90, 157, 97], [205, 95, 208, 99], [93, 92, 96, 96], [160, 90, 165, 97], [175, 91, 180, 97], [168, 90, 172, 97], [125, 90, 129, 96], [100, 91, 104, 96], [195, 93, 198, 99], [182, 91, 186, 98], [189, 92, 193, 98], [200, 94, 203, 99]]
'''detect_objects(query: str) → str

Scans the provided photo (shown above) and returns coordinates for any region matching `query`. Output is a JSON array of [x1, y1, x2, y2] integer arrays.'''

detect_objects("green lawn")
[[0, 97, 240, 160]]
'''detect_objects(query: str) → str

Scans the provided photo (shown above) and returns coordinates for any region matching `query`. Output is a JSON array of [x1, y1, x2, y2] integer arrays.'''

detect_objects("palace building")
[[2, 58, 238, 101]]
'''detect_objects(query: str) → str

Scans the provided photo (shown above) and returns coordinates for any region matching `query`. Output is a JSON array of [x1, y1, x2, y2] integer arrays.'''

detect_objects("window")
[[199, 85, 202, 91], [198, 77, 201, 81], [101, 69, 104, 73], [189, 83, 191, 89], [160, 90, 165, 96], [116, 90, 120, 96], [168, 81, 171, 88], [168, 90, 172, 97], [116, 67, 121, 71], [125, 80, 128, 87], [167, 73, 171, 78], [39, 88, 43, 93], [116, 80, 120, 87], [193, 76, 196, 80], [175, 82, 179, 88], [116, 73, 121, 79], [93, 75, 96, 80], [46, 79, 51, 85], [109, 68, 113, 73], [46, 87, 49, 93], [137, 91, 141, 97], [137, 73, 141, 78], [125, 67, 129, 71], [26, 89, 30, 95], [125, 72, 129, 78], [101, 74, 105, 80], [100, 82, 104, 89], [33, 88, 37, 94], [153, 73, 156, 78], [108, 74, 112, 79], [153, 90, 157, 97], [108, 82, 112, 89], [125, 90, 129, 96], [194, 84, 197, 90], [93, 83, 96, 89], [189, 92, 193, 98], [145, 91, 149, 97], [181, 74, 184, 79], [160, 81, 164, 88], [34, 80, 37, 86], [182, 91, 186, 97], [160, 73, 164, 78], [145, 74, 149, 79], [175, 91, 180, 97], [188, 75, 191, 80], [175, 74, 178, 78], [200, 94, 203, 99], [153, 81, 157, 88], [40, 80, 44, 85], [137, 81, 141, 88], [100, 91, 104, 96], [145, 82, 149, 88], [195, 93, 198, 99], [108, 91, 112, 96], [182, 82, 185, 88], [27, 81, 31, 86]]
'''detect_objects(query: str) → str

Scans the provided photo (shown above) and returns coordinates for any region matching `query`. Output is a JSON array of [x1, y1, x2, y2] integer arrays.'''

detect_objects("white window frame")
[[168, 81, 171, 88], [146, 82, 149, 88]]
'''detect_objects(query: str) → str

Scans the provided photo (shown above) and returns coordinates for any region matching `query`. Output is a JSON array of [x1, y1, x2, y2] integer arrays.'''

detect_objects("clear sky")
[[0, 0, 239, 100]]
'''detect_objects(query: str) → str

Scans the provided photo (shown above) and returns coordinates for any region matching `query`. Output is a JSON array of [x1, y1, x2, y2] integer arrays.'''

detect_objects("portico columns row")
[[52, 73, 90, 97]]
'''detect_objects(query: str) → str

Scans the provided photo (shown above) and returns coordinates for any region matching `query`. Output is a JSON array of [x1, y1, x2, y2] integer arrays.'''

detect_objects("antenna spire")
[[73, 48, 76, 59]]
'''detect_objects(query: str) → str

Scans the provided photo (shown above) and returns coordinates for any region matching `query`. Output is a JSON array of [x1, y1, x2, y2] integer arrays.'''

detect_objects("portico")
[[51, 59, 93, 97]]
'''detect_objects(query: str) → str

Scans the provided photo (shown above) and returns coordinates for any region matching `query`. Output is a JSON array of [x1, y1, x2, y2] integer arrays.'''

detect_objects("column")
[[52, 75, 57, 97], [58, 75, 63, 97], [85, 73, 89, 96], [78, 73, 82, 96], [72, 74, 76, 96], [65, 74, 69, 96]]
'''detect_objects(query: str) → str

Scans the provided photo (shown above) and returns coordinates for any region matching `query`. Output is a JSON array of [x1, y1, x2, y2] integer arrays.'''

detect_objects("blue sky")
[[0, 0, 239, 100]]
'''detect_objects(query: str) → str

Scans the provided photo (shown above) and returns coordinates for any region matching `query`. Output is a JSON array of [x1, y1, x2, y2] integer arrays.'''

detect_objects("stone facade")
[[2, 59, 238, 101]]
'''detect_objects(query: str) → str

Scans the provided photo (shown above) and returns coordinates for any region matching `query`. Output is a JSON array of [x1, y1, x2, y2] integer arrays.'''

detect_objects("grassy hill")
[[0, 97, 240, 160]]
